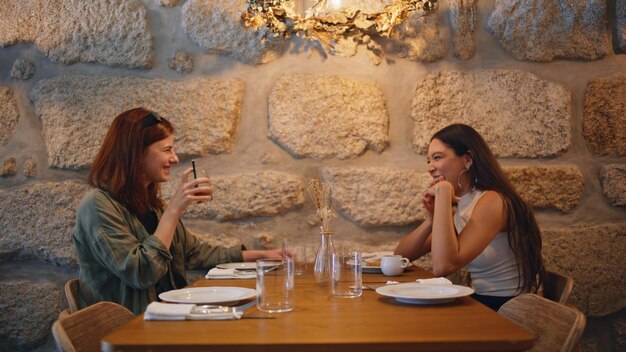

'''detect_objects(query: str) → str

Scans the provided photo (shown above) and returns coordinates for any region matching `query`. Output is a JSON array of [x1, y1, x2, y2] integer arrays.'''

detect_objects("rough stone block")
[[193, 232, 242, 249], [181, 0, 287, 64], [1, 157, 17, 177], [10, 58, 35, 80], [162, 171, 305, 221], [599, 164, 626, 207], [583, 73, 626, 156], [0, 86, 19, 145], [158, 0, 178, 7], [504, 166, 584, 213], [488, 0, 610, 61], [412, 70, 571, 157], [168, 50, 193, 74], [449, 0, 477, 60], [542, 224, 626, 316], [322, 167, 430, 228], [0, 281, 64, 351], [31, 76, 244, 169], [0, 181, 89, 266], [398, 10, 445, 62], [22, 158, 37, 177], [260, 152, 278, 165], [269, 74, 389, 159], [307, 214, 320, 227], [253, 232, 274, 250], [617, 0, 626, 53], [0, 0, 153, 68]]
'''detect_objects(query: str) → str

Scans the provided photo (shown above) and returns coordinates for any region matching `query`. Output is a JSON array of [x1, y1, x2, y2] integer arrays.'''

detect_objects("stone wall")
[[0, 0, 624, 351]]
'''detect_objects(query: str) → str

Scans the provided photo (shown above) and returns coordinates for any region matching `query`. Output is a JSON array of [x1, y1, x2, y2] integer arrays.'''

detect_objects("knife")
[[234, 300, 258, 313], [240, 314, 276, 319], [186, 311, 275, 320]]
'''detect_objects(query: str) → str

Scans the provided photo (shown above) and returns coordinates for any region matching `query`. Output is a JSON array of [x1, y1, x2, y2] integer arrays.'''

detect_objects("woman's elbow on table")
[[431, 262, 459, 278]]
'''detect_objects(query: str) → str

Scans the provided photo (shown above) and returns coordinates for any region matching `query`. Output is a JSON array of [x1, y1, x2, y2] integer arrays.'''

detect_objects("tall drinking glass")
[[282, 239, 308, 276], [331, 250, 362, 298], [256, 258, 295, 313]]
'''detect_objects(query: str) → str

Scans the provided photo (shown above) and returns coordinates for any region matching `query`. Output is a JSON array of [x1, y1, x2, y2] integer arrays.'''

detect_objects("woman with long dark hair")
[[395, 123, 545, 311], [74, 107, 284, 314]]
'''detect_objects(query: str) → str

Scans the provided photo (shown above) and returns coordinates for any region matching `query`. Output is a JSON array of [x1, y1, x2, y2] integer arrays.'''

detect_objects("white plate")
[[375, 283, 474, 305], [159, 287, 256, 305], [216, 262, 257, 270]]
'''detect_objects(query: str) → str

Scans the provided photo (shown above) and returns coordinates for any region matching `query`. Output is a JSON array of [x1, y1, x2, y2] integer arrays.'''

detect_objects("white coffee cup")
[[380, 255, 410, 276]]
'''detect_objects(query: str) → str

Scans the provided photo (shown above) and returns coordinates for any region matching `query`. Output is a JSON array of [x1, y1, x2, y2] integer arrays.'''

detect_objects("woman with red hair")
[[74, 107, 283, 314]]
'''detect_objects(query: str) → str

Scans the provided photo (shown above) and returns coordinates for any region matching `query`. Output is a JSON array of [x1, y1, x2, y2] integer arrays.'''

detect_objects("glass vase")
[[313, 231, 337, 285]]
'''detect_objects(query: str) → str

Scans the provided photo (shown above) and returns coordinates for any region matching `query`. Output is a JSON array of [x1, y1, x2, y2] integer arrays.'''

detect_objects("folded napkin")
[[144, 302, 194, 321], [205, 268, 256, 279], [415, 277, 453, 285], [144, 302, 243, 321]]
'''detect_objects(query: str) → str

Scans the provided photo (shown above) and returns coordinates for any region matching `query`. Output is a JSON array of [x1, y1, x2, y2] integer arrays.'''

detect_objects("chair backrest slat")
[[64, 279, 80, 313], [544, 271, 574, 304], [52, 301, 133, 352], [498, 293, 586, 352]]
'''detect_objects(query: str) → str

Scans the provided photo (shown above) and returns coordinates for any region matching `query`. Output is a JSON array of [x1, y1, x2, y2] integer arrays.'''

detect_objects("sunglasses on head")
[[141, 112, 163, 130]]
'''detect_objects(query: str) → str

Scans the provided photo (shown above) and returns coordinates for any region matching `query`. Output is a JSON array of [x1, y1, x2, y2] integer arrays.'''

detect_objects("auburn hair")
[[431, 123, 546, 294], [88, 108, 174, 215]]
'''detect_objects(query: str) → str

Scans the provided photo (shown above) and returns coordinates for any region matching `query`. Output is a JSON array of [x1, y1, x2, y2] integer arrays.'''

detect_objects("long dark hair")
[[431, 123, 545, 293], [88, 107, 174, 215]]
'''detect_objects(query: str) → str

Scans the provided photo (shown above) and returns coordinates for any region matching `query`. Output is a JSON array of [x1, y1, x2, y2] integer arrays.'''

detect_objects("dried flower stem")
[[306, 178, 336, 233]]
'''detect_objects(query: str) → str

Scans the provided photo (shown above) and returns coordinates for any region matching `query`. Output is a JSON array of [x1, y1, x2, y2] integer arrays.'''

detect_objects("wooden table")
[[102, 266, 535, 352]]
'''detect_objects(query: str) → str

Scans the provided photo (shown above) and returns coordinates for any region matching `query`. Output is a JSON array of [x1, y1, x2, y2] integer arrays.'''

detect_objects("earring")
[[457, 168, 469, 190], [457, 167, 477, 193]]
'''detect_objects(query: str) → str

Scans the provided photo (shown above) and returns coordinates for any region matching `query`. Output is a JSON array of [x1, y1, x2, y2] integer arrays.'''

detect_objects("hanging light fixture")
[[242, 0, 438, 63]]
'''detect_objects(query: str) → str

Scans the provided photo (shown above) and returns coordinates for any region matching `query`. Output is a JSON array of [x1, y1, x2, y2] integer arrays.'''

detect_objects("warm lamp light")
[[242, 0, 439, 64]]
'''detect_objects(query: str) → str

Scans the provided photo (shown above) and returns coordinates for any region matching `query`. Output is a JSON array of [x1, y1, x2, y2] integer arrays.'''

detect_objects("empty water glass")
[[256, 258, 295, 313], [283, 239, 308, 275], [331, 250, 362, 298]]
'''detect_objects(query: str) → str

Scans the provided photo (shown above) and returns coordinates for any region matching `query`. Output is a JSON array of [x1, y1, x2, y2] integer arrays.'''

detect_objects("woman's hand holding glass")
[[167, 168, 212, 217]]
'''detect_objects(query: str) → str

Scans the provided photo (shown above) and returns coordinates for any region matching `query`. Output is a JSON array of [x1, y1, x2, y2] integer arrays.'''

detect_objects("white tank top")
[[454, 190, 521, 296]]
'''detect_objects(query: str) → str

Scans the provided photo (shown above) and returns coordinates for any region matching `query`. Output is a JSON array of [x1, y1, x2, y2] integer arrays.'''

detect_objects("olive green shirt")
[[73, 188, 243, 315]]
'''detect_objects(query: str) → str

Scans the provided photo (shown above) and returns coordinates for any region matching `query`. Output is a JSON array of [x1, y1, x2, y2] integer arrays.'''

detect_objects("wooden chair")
[[544, 270, 574, 304], [57, 309, 71, 320], [52, 301, 134, 352], [498, 294, 586, 352], [64, 279, 80, 313]]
